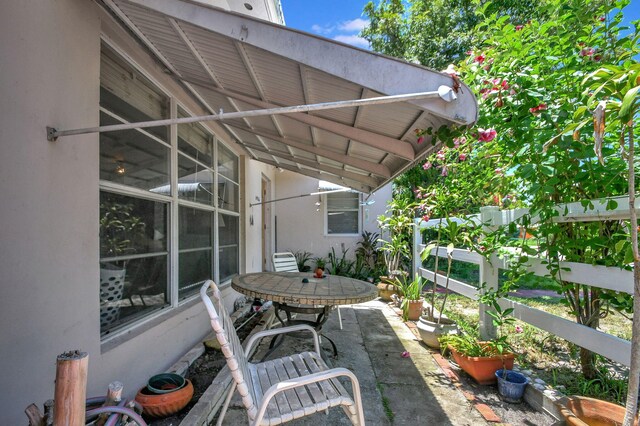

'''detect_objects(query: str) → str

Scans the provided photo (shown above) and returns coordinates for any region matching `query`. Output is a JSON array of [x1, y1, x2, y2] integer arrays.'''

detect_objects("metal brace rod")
[[47, 86, 456, 141], [249, 188, 349, 207]]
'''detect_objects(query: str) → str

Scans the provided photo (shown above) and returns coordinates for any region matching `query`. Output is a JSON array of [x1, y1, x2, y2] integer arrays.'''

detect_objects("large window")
[[99, 44, 240, 337], [325, 191, 361, 235]]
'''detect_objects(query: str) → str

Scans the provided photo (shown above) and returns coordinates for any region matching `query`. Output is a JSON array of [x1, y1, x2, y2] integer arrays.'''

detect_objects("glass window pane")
[[100, 113, 170, 191], [219, 214, 239, 282], [99, 192, 168, 258], [328, 211, 359, 234], [327, 192, 359, 209], [177, 154, 215, 206], [179, 206, 213, 298], [179, 250, 212, 298], [179, 207, 212, 250], [100, 255, 168, 337], [178, 111, 213, 166], [218, 175, 239, 212], [100, 45, 168, 140], [218, 143, 238, 182]]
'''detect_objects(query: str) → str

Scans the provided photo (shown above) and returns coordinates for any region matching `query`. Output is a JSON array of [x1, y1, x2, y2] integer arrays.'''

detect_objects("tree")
[[361, 0, 552, 71], [367, 0, 639, 384]]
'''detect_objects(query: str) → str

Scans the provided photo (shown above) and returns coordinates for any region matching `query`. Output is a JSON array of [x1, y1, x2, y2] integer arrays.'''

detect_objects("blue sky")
[[281, 0, 640, 49]]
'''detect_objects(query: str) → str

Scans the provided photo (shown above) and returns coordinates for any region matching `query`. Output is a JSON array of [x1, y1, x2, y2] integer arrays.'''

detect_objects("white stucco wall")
[[0, 2, 267, 424], [274, 171, 392, 265]]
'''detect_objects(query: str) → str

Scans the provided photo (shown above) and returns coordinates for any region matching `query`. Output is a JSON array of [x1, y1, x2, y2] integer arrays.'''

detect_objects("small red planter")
[[449, 346, 514, 385], [135, 379, 194, 418]]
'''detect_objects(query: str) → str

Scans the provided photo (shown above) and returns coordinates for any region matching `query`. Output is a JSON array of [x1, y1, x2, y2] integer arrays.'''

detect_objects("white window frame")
[[99, 40, 241, 341], [324, 191, 361, 236]]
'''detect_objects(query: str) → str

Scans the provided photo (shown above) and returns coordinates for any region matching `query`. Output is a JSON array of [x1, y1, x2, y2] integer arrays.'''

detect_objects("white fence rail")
[[413, 203, 634, 367]]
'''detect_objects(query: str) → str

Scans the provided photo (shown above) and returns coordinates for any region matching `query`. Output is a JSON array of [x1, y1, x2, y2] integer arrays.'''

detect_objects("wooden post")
[[53, 350, 88, 426], [95, 381, 123, 426], [479, 206, 499, 340]]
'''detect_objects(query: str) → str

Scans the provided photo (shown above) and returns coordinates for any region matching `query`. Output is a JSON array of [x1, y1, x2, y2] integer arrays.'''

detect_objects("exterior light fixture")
[[115, 163, 126, 175]]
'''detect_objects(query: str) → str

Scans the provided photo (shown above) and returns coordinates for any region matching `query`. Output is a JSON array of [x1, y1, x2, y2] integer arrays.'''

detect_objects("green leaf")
[[619, 85, 640, 121]]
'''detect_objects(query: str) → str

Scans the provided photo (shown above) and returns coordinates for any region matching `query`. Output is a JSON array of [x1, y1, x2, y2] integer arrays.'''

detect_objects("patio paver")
[[215, 300, 489, 425]]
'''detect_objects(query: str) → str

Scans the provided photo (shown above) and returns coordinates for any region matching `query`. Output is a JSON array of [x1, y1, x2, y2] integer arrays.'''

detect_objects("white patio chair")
[[271, 252, 343, 329], [199, 281, 365, 426]]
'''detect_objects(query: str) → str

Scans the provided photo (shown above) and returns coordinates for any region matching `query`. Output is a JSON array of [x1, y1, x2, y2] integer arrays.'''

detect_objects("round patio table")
[[232, 272, 378, 356]]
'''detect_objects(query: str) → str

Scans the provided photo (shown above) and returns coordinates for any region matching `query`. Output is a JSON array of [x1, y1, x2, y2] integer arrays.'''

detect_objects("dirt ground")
[[145, 310, 264, 425]]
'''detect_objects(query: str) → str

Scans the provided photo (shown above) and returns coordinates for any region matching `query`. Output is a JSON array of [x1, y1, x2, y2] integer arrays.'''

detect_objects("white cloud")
[[338, 18, 369, 32], [333, 34, 370, 49], [311, 24, 334, 35]]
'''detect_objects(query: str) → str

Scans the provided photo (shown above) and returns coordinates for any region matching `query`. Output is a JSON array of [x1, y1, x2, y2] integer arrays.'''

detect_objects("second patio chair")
[[199, 281, 365, 426], [271, 252, 343, 329]]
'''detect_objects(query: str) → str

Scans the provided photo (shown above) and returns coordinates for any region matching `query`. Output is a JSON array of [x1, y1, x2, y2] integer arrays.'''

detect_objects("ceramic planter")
[[404, 299, 423, 321], [495, 369, 528, 403], [416, 316, 458, 349], [135, 379, 194, 418], [376, 281, 400, 301], [449, 345, 514, 384], [559, 395, 638, 426]]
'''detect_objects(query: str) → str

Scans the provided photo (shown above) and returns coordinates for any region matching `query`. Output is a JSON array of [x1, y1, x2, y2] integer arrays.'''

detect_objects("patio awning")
[[97, 0, 478, 193]]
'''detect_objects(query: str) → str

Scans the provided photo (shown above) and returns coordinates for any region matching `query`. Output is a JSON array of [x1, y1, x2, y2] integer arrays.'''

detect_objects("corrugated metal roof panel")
[[104, 0, 478, 193]]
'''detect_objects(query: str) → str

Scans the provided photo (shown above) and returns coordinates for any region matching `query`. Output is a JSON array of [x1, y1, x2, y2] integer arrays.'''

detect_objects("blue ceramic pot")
[[495, 369, 528, 403]]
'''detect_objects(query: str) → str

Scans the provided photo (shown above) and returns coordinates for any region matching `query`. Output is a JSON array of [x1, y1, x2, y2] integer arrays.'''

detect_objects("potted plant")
[[99, 199, 145, 327], [416, 219, 467, 348], [377, 196, 414, 300], [396, 273, 424, 321], [559, 396, 638, 426], [439, 288, 516, 384]]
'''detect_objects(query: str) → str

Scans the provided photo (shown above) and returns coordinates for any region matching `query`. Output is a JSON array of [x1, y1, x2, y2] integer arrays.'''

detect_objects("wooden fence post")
[[53, 350, 88, 426], [479, 206, 499, 340]]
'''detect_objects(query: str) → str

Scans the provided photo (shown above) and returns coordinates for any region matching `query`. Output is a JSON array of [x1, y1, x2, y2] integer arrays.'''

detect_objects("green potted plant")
[[396, 273, 424, 321], [377, 195, 414, 299], [99, 199, 145, 327], [416, 219, 470, 348], [439, 288, 516, 384]]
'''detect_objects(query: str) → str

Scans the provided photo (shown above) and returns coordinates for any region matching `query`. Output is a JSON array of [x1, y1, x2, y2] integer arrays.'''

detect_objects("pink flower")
[[436, 150, 446, 161], [515, 24, 524, 31], [453, 136, 466, 147], [597, 16, 605, 22], [422, 161, 432, 170], [515, 325, 523, 333], [474, 54, 485, 64], [441, 166, 448, 177], [401, 351, 411, 358], [580, 47, 595, 57], [417, 136, 425, 144], [495, 167, 504, 176], [422, 215, 430, 222], [529, 103, 547, 114], [476, 128, 497, 142], [459, 153, 467, 161], [593, 54, 602, 62]]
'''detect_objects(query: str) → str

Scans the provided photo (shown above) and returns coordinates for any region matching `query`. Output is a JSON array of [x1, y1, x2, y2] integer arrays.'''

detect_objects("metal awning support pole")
[[47, 86, 456, 141], [249, 188, 350, 207]]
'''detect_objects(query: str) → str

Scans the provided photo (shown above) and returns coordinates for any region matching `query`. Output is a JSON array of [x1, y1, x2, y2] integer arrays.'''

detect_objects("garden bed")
[[145, 306, 270, 425]]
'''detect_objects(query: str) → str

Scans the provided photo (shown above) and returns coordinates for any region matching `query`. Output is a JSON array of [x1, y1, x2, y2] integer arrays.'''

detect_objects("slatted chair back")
[[199, 281, 258, 420], [272, 252, 299, 272]]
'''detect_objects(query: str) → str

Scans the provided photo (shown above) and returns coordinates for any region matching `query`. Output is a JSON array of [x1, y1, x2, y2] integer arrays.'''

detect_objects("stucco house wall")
[[0, 1, 275, 423], [274, 171, 392, 266]]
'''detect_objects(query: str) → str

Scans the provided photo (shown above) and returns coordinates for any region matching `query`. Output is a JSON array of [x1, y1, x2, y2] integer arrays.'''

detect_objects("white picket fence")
[[411, 196, 638, 366]]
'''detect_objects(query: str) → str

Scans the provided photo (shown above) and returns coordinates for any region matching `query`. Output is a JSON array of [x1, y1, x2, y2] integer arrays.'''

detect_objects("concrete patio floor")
[[217, 300, 497, 425]]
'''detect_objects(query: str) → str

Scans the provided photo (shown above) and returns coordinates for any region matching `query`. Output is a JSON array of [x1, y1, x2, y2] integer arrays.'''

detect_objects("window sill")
[[100, 278, 233, 353], [100, 296, 201, 353]]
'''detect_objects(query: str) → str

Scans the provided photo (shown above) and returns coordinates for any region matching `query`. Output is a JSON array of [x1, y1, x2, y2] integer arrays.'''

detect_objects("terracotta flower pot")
[[135, 378, 194, 418], [449, 346, 514, 384], [404, 299, 423, 321], [559, 396, 638, 426]]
